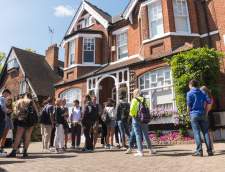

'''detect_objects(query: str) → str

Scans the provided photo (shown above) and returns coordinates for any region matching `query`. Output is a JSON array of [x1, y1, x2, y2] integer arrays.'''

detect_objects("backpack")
[[119, 103, 130, 121], [84, 104, 98, 122], [0, 105, 5, 122], [136, 98, 151, 124], [39, 105, 51, 125], [25, 102, 38, 126], [101, 109, 111, 124]]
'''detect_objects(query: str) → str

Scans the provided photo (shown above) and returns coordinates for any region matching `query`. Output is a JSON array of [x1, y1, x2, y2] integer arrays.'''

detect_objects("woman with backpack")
[[127, 89, 156, 157], [102, 99, 116, 150], [116, 95, 130, 149], [7, 93, 38, 157], [40, 97, 54, 153]]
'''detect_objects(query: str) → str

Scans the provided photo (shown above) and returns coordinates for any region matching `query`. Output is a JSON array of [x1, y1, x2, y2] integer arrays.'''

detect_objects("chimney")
[[45, 44, 59, 71]]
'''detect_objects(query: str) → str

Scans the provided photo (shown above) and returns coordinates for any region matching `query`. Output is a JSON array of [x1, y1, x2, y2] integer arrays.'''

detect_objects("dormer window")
[[77, 15, 94, 30], [19, 80, 27, 95], [116, 32, 128, 59], [68, 40, 75, 66], [148, 0, 164, 38], [173, 0, 190, 33], [7, 58, 19, 71], [83, 38, 95, 63]]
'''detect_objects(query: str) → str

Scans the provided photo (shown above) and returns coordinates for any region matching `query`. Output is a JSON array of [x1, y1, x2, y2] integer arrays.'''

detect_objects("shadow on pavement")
[[0, 167, 8, 172], [18, 154, 77, 160], [0, 161, 25, 165]]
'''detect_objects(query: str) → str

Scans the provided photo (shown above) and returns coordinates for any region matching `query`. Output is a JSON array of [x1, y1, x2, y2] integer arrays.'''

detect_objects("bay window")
[[139, 67, 174, 111], [173, 0, 190, 33], [83, 38, 95, 63], [116, 32, 128, 59], [148, 0, 164, 38], [68, 40, 75, 66]]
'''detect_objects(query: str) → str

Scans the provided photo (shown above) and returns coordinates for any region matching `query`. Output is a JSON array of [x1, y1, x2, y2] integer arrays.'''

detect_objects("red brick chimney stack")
[[45, 44, 59, 71]]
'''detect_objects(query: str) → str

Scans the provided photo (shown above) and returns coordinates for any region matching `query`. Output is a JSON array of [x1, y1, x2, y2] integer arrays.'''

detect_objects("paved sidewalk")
[[1, 143, 225, 172]]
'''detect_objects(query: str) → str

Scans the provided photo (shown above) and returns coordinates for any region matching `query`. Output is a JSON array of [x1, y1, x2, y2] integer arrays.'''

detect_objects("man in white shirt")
[[70, 100, 82, 149]]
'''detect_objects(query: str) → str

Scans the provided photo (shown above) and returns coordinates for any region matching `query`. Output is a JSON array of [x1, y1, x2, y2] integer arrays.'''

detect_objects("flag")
[[48, 26, 54, 34]]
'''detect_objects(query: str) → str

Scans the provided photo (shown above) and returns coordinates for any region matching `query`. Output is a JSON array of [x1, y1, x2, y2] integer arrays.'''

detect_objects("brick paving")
[[1, 143, 225, 172]]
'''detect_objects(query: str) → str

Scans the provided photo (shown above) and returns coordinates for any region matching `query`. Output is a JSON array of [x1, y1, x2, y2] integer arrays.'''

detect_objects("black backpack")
[[119, 103, 130, 121], [40, 105, 51, 125], [89, 105, 98, 122], [0, 105, 5, 122], [25, 102, 38, 126]]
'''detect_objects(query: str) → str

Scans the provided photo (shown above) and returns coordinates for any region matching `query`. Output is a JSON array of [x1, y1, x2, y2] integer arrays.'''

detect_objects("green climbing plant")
[[168, 47, 223, 127]]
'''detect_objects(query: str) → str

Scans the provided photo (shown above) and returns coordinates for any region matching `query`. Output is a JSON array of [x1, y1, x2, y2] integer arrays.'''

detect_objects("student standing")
[[128, 89, 155, 157], [187, 80, 213, 156], [82, 95, 96, 152], [70, 100, 82, 149], [116, 96, 130, 148], [61, 99, 69, 149], [7, 93, 38, 157], [103, 99, 116, 149], [40, 97, 54, 152], [0, 89, 11, 155], [53, 99, 65, 153]]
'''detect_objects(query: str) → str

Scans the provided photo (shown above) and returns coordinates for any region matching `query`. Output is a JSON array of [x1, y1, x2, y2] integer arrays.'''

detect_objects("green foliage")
[[168, 47, 223, 127], [0, 52, 6, 73]]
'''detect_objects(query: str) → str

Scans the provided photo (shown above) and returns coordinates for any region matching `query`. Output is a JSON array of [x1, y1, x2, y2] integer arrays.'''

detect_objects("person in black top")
[[116, 95, 130, 148], [91, 96, 102, 149], [53, 99, 65, 152], [61, 99, 69, 149], [82, 95, 97, 152], [40, 97, 54, 152]]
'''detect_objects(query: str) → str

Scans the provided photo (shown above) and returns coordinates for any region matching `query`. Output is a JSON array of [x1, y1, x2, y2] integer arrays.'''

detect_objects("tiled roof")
[[13, 47, 62, 97]]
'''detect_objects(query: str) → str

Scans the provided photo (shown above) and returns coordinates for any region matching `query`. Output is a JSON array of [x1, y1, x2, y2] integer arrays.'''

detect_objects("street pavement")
[[1, 143, 225, 172]]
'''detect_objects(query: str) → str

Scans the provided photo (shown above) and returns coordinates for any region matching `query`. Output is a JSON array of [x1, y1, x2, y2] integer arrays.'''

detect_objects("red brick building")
[[55, 0, 225, 122], [0, 45, 63, 102]]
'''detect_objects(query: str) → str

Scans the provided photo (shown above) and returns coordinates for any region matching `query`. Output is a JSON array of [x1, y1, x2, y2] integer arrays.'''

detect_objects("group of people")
[[0, 78, 216, 158]]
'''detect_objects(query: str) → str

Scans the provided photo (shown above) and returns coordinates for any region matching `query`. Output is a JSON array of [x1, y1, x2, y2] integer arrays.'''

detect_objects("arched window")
[[60, 88, 81, 114], [139, 67, 174, 111]]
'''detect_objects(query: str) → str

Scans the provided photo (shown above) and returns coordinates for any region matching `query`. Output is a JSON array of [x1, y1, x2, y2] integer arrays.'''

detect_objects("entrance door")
[[99, 77, 115, 106]]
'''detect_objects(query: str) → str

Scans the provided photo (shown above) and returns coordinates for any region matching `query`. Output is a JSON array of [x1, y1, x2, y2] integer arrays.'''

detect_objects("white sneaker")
[[134, 151, 144, 157], [149, 149, 157, 155], [125, 148, 132, 154]]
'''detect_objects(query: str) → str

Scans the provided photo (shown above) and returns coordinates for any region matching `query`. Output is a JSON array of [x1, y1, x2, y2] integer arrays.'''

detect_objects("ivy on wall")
[[168, 47, 223, 126]]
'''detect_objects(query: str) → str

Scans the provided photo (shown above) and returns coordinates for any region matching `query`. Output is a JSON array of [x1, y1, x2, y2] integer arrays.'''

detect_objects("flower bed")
[[149, 131, 194, 145]]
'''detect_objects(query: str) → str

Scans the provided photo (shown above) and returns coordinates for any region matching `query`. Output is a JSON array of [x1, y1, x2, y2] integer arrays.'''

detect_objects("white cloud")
[[54, 5, 74, 17]]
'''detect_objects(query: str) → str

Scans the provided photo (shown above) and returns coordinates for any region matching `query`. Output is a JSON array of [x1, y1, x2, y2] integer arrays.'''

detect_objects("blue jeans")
[[128, 124, 136, 148], [117, 120, 130, 146], [132, 118, 143, 152], [191, 115, 212, 154], [141, 123, 152, 149]]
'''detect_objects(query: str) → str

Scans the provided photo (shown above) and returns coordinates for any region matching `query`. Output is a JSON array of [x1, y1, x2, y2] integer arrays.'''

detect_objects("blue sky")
[[0, 0, 129, 60]]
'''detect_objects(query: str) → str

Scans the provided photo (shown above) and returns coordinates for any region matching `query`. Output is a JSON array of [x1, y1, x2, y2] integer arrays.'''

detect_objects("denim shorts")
[[0, 121, 5, 138], [107, 120, 116, 128]]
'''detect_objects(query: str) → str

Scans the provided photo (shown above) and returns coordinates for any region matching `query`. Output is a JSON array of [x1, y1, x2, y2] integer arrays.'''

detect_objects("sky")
[[0, 0, 129, 61]]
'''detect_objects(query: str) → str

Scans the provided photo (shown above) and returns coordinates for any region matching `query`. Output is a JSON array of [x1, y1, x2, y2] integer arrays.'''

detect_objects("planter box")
[[150, 116, 175, 125]]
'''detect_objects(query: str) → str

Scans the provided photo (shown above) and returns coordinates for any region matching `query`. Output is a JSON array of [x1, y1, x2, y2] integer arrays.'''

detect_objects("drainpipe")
[[201, 0, 212, 48]]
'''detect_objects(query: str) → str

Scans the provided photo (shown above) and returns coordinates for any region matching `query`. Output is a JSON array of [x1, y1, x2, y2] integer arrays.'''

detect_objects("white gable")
[[66, 1, 110, 36]]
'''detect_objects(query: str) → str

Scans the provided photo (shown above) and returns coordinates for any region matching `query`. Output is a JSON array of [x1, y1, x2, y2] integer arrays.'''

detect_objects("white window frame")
[[138, 67, 175, 110], [68, 40, 75, 66], [82, 37, 95, 64], [60, 88, 81, 114], [173, 0, 191, 34], [116, 31, 128, 60], [148, 0, 164, 39], [19, 80, 27, 95]]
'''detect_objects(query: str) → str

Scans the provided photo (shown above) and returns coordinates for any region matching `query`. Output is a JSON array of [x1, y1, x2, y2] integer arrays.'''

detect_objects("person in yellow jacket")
[[126, 89, 156, 157]]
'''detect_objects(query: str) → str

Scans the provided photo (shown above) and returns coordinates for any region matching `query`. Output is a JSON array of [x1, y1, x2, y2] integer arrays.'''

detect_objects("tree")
[[0, 52, 5, 61], [25, 48, 36, 53], [168, 47, 223, 127], [0, 52, 6, 73]]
